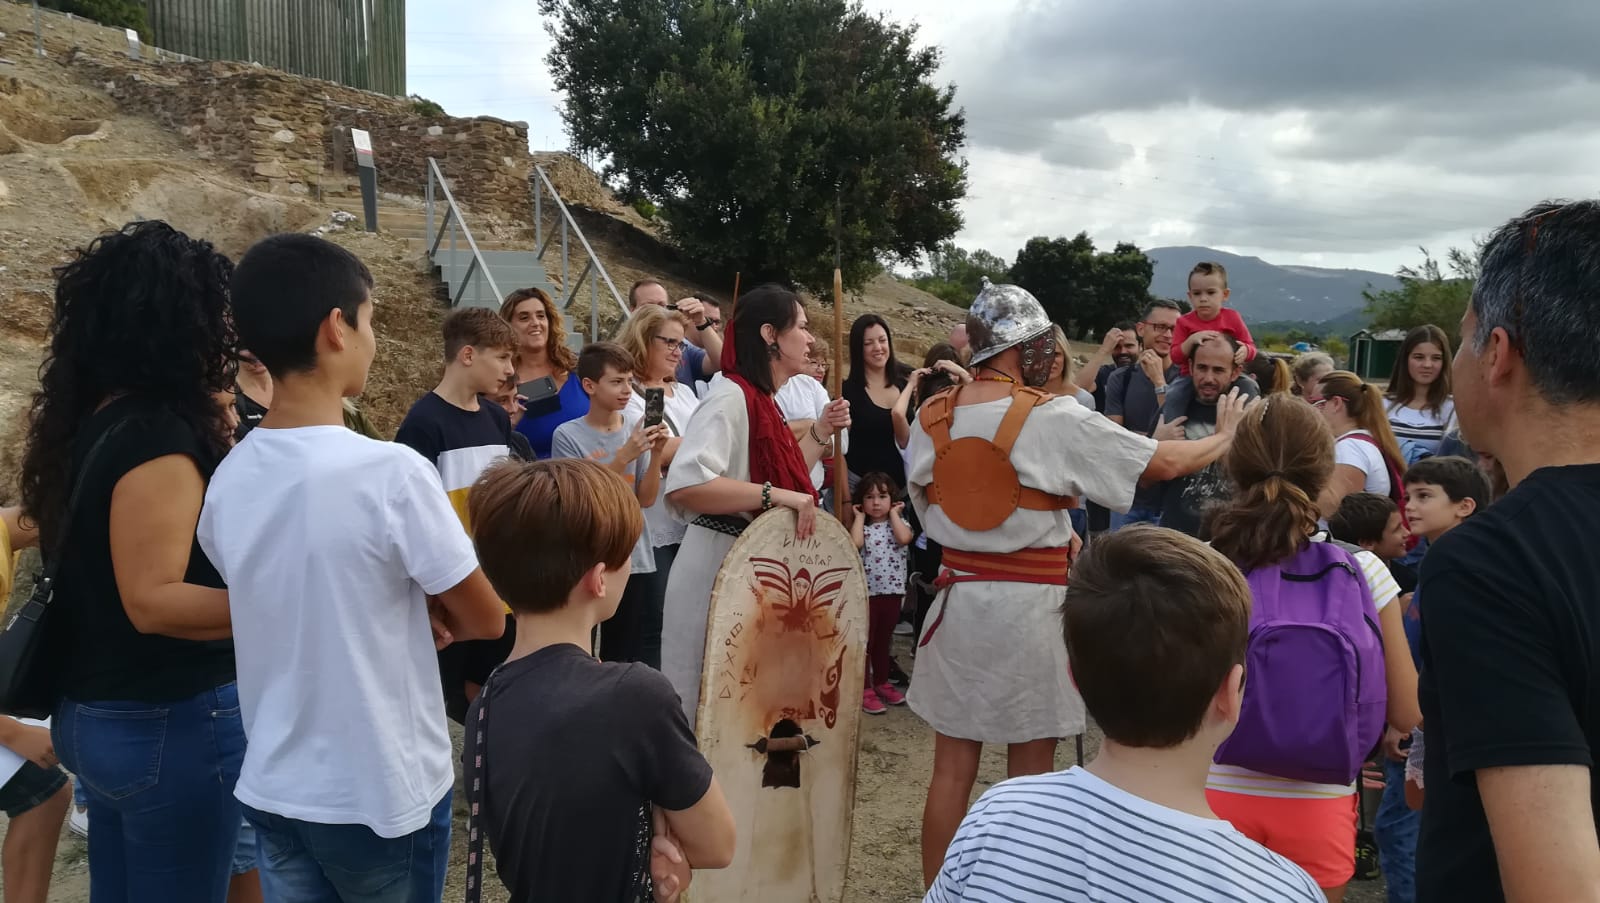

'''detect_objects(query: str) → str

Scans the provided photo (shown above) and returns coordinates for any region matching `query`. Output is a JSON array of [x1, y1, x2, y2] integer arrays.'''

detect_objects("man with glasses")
[[1415, 200, 1600, 902], [1102, 299, 1183, 529], [626, 280, 723, 385]]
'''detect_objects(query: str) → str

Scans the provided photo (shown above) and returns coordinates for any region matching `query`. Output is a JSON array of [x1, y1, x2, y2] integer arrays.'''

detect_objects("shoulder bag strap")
[[32, 420, 130, 594], [463, 668, 495, 903]]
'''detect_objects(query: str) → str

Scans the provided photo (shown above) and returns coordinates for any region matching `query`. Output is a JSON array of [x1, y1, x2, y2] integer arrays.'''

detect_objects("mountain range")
[[1147, 246, 1400, 328]]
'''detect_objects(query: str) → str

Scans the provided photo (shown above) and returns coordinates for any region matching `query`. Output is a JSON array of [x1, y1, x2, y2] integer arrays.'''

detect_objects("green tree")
[[1361, 245, 1478, 347], [40, 0, 147, 37], [1009, 233, 1155, 338], [1324, 336, 1349, 364], [539, 0, 967, 293], [909, 242, 1010, 307]]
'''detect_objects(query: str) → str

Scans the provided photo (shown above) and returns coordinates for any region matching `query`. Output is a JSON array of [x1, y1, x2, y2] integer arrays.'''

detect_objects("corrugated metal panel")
[[143, 0, 405, 95]]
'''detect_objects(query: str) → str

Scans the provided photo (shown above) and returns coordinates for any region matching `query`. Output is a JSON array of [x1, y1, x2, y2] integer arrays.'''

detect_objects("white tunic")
[[661, 379, 753, 718], [906, 394, 1156, 743]]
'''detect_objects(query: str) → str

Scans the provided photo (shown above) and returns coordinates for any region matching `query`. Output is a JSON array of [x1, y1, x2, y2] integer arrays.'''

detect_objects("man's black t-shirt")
[[1417, 464, 1600, 901], [53, 396, 234, 702], [1155, 376, 1258, 537], [471, 644, 713, 902]]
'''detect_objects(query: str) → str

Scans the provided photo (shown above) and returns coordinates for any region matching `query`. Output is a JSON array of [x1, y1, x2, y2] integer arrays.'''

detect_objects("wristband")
[[697, 320, 716, 331], [808, 423, 828, 445], [761, 481, 773, 510]]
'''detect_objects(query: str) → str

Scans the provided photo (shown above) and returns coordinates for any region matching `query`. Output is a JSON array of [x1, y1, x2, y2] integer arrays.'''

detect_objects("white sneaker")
[[68, 803, 88, 838], [893, 621, 914, 636]]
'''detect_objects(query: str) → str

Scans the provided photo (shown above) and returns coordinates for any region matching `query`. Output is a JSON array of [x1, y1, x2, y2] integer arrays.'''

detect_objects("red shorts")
[[1206, 788, 1357, 888]]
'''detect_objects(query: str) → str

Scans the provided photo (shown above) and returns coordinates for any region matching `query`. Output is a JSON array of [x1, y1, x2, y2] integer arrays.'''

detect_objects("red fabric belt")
[[919, 546, 1072, 647]]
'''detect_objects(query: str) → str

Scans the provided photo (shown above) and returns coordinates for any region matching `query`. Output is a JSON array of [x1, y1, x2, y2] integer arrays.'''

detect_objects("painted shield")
[[694, 508, 867, 903]]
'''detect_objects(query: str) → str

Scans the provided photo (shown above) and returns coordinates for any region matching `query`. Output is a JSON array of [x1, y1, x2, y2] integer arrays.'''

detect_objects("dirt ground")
[[0, 631, 1389, 902]]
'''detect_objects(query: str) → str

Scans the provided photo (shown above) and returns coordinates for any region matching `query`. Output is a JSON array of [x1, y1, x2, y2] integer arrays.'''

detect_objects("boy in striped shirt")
[[925, 527, 1321, 902]]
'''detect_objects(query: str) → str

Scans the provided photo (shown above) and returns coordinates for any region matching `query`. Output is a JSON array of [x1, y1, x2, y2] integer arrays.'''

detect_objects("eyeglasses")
[[1139, 321, 1176, 334], [652, 336, 687, 352], [1306, 395, 1329, 407]]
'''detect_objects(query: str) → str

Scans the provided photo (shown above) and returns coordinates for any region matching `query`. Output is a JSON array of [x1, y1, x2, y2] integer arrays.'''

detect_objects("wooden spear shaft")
[[832, 191, 849, 524]]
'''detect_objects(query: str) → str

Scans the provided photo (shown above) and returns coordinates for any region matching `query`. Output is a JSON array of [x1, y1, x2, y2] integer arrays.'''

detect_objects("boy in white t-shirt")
[[198, 234, 505, 901], [925, 527, 1322, 902]]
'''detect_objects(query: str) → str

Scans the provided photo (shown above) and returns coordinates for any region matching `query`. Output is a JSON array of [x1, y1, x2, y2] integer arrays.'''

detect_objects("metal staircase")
[[415, 157, 629, 345]]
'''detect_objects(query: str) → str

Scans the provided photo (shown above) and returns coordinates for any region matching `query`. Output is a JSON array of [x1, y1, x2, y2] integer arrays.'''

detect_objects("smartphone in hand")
[[643, 387, 665, 428]]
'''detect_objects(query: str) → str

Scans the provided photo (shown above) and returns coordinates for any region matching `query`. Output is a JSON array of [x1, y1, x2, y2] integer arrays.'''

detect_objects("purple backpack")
[[1214, 541, 1387, 785]]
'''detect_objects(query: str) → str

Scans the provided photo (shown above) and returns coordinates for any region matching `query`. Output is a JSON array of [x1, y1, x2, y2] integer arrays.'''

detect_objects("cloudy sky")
[[407, 0, 1599, 275]]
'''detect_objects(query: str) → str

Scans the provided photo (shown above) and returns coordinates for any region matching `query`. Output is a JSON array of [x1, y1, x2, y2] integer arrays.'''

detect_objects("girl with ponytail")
[[1205, 396, 1421, 898], [1311, 370, 1408, 512]]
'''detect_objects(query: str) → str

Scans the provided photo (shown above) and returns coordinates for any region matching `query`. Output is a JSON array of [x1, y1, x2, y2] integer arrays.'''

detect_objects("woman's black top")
[[51, 396, 235, 703], [842, 378, 908, 491]]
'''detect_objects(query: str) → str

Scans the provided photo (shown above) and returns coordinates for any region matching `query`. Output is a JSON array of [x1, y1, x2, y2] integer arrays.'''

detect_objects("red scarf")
[[721, 322, 818, 503]]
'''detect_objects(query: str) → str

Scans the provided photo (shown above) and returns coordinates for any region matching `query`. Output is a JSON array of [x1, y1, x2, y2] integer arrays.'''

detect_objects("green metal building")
[[144, 0, 405, 95], [1347, 328, 1407, 382]]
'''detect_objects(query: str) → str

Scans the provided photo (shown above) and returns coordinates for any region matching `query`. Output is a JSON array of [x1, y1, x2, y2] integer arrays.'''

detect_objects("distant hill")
[[1148, 246, 1399, 326]]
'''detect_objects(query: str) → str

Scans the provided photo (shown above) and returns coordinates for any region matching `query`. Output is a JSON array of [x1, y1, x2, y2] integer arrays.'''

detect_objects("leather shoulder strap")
[[920, 387, 960, 449], [992, 386, 1052, 455]]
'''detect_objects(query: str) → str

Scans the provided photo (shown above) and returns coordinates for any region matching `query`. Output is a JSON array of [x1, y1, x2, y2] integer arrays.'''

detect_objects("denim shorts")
[[0, 760, 68, 817]]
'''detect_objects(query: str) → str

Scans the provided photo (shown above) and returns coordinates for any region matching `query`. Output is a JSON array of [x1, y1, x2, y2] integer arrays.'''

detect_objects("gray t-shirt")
[[551, 418, 656, 574]]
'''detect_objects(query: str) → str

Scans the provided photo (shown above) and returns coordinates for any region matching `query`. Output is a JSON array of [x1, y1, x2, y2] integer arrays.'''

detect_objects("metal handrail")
[[532, 162, 630, 341], [425, 158, 504, 309]]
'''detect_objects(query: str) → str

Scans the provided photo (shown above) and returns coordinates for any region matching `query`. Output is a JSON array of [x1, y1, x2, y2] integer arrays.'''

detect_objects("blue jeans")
[[1375, 756, 1418, 903], [54, 681, 246, 903], [244, 794, 452, 903], [1109, 503, 1162, 531]]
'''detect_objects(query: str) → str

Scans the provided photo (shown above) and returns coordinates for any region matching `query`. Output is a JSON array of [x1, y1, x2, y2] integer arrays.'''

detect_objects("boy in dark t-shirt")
[[395, 307, 518, 722], [465, 459, 735, 902]]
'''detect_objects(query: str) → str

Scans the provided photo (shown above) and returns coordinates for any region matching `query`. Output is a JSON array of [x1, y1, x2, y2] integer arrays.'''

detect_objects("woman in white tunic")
[[661, 285, 851, 716], [907, 282, 1252, 886]]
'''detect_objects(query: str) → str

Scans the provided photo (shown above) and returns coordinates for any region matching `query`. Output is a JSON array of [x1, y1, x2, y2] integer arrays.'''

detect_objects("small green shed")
[[1348, 328, 1407, 381]]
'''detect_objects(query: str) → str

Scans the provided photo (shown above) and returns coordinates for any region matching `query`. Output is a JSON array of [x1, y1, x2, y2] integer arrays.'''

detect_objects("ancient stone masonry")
[[73, 56, 530, 222], [325, 108, 531, 222]]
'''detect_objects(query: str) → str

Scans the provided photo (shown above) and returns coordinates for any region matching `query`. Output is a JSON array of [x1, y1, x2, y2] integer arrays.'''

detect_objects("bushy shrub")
[[409, 95, 446, 118]]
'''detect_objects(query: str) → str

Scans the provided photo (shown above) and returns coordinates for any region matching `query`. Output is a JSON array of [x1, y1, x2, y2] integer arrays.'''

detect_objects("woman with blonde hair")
[[1383, 325, 1455, 455], [614, 304, 699, 667], [1311, 370, 1408, 511], [1205, 396, 1420, 901], [1291, 351, 1335, 398], [500, 287, 587, 458], [1042, 325, 1096, 410]]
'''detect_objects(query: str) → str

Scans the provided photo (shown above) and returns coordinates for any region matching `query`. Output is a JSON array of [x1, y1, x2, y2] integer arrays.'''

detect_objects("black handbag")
[[0, 422, 125, 718]]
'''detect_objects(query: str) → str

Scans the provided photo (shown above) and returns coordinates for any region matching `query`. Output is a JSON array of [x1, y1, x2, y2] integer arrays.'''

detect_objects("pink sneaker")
[[876, 682, 907, 706], [862, 687, 887, 715]]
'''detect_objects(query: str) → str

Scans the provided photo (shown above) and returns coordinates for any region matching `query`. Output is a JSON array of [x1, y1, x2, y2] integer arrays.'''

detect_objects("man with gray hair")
[[1415, 200, 1600, 902]]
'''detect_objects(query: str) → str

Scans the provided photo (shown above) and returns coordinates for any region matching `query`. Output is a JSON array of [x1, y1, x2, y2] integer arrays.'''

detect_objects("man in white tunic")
[[906, 281, 1251, 886]]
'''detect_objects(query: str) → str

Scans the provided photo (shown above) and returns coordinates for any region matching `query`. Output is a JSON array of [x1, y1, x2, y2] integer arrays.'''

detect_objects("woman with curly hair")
[[18, 221, 244, 902], [501, 287, 588, 458]]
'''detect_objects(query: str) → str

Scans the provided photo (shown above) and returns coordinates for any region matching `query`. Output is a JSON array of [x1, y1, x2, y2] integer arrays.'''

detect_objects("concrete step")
[[431, 248, 559, 310]]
